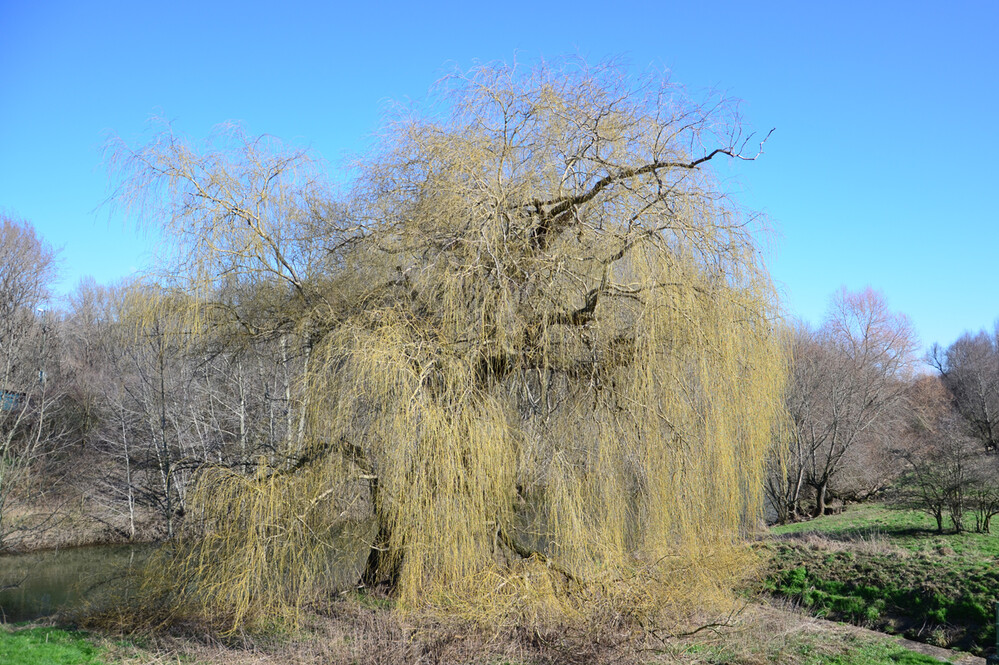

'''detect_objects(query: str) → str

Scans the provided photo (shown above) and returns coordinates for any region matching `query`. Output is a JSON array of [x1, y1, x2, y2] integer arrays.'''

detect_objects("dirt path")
[[783, 609, 984, 665]]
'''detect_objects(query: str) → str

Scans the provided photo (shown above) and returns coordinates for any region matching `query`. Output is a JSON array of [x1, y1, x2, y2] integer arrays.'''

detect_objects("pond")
[[0, 521, 377, 623], [0, 544, 152, 623]]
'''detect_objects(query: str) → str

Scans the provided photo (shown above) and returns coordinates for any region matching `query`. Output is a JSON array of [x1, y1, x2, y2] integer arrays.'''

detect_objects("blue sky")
[[2, 0, 997, 352]]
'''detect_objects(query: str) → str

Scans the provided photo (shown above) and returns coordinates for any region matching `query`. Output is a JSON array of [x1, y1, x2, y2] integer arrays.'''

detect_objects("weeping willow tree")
[[109, 59, 788, 630]]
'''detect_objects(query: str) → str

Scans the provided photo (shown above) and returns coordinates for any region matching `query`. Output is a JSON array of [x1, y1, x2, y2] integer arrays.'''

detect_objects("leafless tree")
[[894, 375, 999, 533], [780, 287, 918, 519], [66, 275, 312, 541], [931, 327, 999, 452], [0, 213, 62, 551]]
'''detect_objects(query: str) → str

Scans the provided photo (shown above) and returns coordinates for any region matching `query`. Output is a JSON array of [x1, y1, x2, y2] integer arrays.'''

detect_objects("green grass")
[[0, 626, 108, 665], [343, 588, 396, 611], [765, 503, 999, 655], [770, 502, 999, 557], [794, 637, 949, 665]]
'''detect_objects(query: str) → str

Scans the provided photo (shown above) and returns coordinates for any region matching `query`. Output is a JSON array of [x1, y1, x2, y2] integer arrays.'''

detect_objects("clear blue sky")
[[2, 0, 997, 352]]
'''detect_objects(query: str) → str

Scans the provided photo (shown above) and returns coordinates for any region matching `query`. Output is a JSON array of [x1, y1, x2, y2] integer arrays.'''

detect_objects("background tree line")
[[766, 286, 999, 533], [0, 217, 316, 551]]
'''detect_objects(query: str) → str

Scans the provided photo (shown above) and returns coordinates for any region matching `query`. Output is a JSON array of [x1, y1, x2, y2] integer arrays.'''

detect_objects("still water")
[[0, 520, 377, 623], [0, 544, 151, 622]]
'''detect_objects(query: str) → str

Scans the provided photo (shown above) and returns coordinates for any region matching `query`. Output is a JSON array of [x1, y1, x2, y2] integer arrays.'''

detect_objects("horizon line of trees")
[[0, 215, 316, 551]]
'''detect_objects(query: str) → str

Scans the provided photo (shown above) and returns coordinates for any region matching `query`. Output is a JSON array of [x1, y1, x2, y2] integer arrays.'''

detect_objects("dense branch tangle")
[[114, 60, 788, 630]]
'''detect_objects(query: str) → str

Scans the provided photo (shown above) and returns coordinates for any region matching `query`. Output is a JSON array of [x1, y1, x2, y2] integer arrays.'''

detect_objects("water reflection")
[[0, 544, 151, 622]]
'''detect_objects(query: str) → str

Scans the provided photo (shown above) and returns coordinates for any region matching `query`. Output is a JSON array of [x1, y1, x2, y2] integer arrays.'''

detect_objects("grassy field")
[[765, 502, 999, 656], [677, 629, 953, 665]]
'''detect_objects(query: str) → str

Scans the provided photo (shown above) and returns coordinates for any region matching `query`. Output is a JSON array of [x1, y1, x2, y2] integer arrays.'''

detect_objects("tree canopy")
[[110, 60, 789, 630]]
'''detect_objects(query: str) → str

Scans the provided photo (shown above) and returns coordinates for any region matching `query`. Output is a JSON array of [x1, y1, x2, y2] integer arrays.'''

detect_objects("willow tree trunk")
[[360, 478, 399, 591]]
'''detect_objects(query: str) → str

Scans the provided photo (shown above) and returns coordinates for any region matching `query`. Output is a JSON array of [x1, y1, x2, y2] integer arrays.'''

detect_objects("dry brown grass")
[[3, 443, 166, 554], [769, 529, 910, 558], [94, 599, 968, 665], [108, 603, 647, 665]]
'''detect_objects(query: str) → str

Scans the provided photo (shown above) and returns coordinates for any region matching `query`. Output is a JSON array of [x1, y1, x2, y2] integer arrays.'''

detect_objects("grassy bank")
[[765, 503, 998, 655]]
